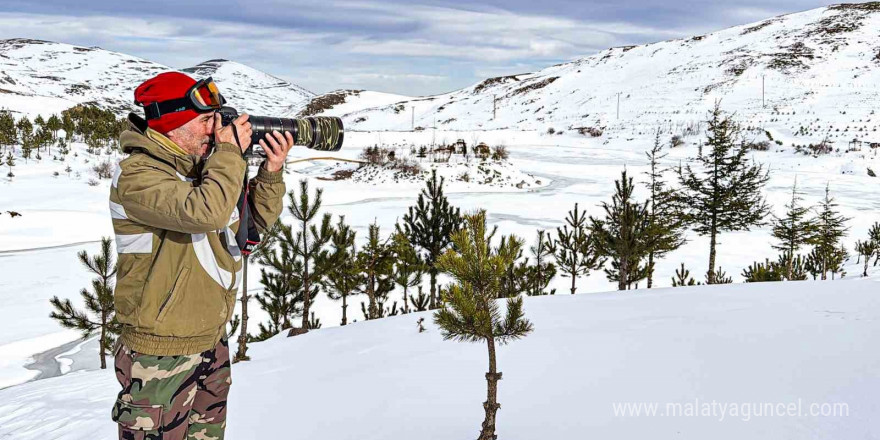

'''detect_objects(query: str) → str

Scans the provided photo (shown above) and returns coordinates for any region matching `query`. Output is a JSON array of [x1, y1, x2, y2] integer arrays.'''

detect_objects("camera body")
[[217, 106, 344, 158]]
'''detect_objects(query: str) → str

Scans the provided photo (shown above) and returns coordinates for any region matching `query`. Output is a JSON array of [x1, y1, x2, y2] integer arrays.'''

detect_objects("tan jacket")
[[110, 120, 284, 355]]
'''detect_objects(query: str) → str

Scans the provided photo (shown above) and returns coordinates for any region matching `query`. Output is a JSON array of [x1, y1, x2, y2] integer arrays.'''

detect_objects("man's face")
[[165, 113, 215, 157]]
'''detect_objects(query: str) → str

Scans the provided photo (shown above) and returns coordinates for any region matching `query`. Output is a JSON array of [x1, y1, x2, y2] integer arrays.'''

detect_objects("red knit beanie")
[[134, 72, 209, 134]]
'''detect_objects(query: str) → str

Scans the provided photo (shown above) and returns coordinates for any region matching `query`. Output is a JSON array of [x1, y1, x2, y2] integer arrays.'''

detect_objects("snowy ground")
[[1, 276, 878, 439], [3, 126, 880, 390], [1, 122, 880, 438]]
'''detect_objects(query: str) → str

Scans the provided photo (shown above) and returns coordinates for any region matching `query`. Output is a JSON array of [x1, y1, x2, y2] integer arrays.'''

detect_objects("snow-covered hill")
[[309, 3, 880, 149], [1, 277, 878, 439], [0, 38, 314, 118]]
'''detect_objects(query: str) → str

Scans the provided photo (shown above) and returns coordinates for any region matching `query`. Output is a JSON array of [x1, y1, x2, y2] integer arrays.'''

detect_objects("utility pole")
[[762, 74, 765, 108], [616, 92, 621, 119], [411, 106, 415, 131], [493, 95, 497, 120]]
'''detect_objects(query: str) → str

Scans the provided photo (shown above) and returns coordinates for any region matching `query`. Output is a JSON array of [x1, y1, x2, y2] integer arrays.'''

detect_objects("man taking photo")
[[108, 72, 291, 439]]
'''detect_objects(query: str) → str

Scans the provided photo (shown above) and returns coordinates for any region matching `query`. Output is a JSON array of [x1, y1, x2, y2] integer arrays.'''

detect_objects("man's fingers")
[[283, 131, 294, 151], [265, 130, 283, 150], [271, 131, 287, 149], [235, 113, 249, 124], [259, 139, 277, 159]]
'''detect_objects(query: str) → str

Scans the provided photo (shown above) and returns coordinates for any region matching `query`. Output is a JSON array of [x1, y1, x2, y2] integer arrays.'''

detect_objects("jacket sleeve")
[[115, 143, 247, 234], [249, 162, 286, 234]]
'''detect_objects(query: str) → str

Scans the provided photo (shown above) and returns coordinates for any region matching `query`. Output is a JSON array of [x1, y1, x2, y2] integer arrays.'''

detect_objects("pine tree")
[[523, 230, 557, 296], [16, 116, 32, 147], [390, 230, 425, 313], [707, 267, 733, 284], [61, 112, 75, 141], [811, 184, 850, 280], [643, 130, 687, 287], [553, 203, 604, 294], [399, 169, 462, 309], [234, 219, 282, 362], [434, 210, 533, 440], [21, 134, 33, 162], [0, 111, 15, 153], [854, 222, 880, 277], [742, 258, 784, 282], [777, 253, 809, 281], [498, 241, 528, 298], [771, 177, 818, 279], [356, 221, 396, 320], [591, 170, 652, 290], [671, 263, 701, 287], [48, 237, 120, 369], [5, 152, 14, 180], [308, 312, 322, 329], [255, 223, 304, 341], [288, 180, 333, 336], [409, 286, 430, 312], [677, 104, 770, 284], [322, 216, 360, 325], [46, 114, 61, 141]]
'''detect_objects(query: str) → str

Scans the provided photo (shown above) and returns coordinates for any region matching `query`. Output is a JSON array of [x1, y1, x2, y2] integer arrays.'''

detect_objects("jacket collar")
[[121, 113, 202, 178]]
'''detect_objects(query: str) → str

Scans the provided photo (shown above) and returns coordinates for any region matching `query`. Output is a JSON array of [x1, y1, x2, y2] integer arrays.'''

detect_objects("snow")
[[0, 39, 314, 119], [1, 278, 878, 439]]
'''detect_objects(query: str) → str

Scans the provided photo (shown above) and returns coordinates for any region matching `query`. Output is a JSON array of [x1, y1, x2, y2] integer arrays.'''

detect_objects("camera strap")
[[230, 123, 242, 150], [234, 173, 261, 255]]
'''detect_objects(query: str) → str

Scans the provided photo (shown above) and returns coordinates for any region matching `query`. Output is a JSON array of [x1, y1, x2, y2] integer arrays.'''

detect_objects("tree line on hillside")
[[0, 105, 127, 178], [48, 103, 872, 440]]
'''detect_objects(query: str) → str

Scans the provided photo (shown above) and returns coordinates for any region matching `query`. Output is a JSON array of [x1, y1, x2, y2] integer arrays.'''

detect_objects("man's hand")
[[214, 113, 252, 154], [261, 130, 294, 172]]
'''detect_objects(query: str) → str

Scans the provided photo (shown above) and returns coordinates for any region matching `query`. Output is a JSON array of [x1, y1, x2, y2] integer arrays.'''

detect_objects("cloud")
[[0, 0, 831, 95]]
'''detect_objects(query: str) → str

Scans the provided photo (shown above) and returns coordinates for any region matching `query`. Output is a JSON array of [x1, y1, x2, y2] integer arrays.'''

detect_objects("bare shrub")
[[332, 169, 355, 180], [92, 161, 114, 179], [392, 158, 422, 176], [576, 126, 603, 137], [746, 140, 771, 151], [491, 145, 509, 161], [670, 135, 685, 148], [359, 146, 393, 165]]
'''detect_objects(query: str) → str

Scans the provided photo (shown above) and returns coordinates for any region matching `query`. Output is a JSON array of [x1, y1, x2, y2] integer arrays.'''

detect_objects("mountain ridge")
[[0, 38, 314, 118]]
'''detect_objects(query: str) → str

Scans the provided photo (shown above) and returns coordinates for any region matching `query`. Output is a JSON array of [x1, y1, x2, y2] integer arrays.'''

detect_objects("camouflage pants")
[[112, 337, 231, 440]]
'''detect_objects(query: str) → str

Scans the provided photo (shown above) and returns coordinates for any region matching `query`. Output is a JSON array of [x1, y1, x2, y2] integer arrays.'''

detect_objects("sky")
[[0, 0, 829, 96]]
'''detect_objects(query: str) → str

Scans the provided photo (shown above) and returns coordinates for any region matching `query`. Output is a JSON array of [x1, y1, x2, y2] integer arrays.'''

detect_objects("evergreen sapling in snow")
[[255, 223, 304, 341], [523, 230, 557, 296], [288, 179, 333, 336], [234, 219, 283, 362], [357, 221, 397, 320], [590, 169, 652, 290], [322, 216, 360, 325], [771, 177, 818, 280], [810, 184, 850, 280], [553, 203, 604, 294], [677, 104, 770, 284], [390, 229, 426, 313], [854, 222, 880, 277], [49, 237, 120, 369], [643, 130, 687, 287], [400, 169, 462, 309], [434, 210, 533, 440]]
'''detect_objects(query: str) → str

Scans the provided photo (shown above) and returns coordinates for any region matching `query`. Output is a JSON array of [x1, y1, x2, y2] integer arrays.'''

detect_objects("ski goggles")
[[142, 77, 226, 120]]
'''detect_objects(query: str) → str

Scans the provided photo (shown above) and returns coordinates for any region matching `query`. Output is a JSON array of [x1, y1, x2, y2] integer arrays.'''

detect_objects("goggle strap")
[[143, 97, 193, 120]]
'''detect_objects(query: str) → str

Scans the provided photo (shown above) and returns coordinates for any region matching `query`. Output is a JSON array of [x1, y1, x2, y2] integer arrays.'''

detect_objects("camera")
[[217, 106, 344, 158]]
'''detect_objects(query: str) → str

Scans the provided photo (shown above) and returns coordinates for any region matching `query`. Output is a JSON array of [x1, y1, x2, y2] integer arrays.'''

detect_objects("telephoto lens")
[[217, 107, 344, 158]]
